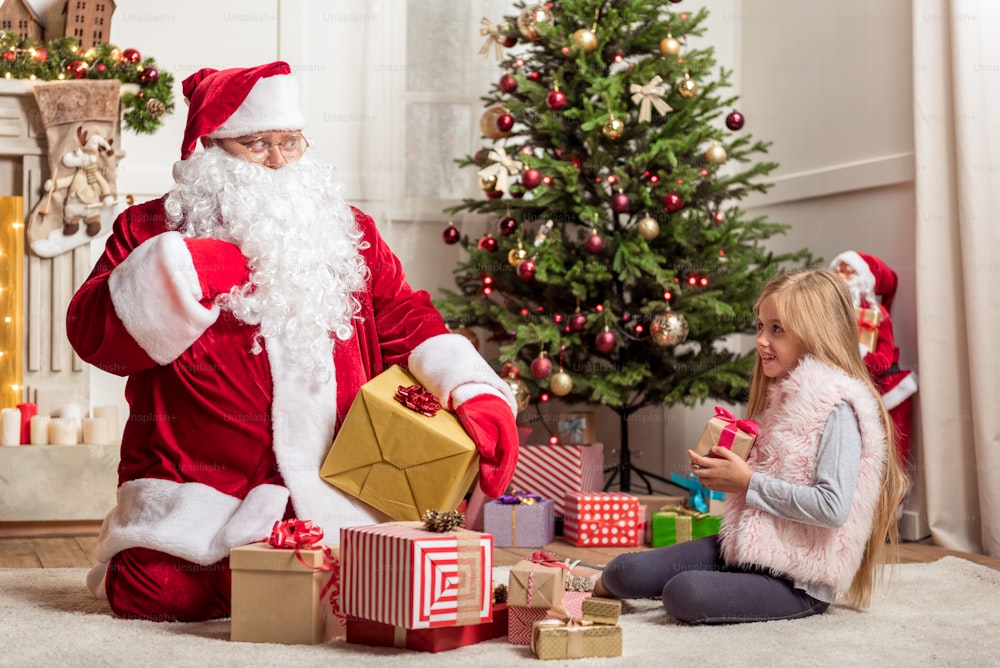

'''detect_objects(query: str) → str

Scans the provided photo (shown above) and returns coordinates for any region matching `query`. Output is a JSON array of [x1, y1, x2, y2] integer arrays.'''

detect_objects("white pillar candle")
[[48, 418, 78, 446], [58, 403, 83, 442], [29, 415, 50, 445], [83, 417, 112, 445], [92, 405, 120, 438], [0, 408, 21, 446]]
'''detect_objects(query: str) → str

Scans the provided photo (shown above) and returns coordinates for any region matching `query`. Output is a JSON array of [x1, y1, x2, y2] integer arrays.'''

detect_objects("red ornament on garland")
[[121, 48, 142, 64], [499, 73, 517, 94], [726, 110, 745, 131], [66, 60, 87, 78], [663, 191, 684, 213], [442, 223, 460, 245], [139, 67, 159, 85], [522, 168, 542, 189], [2, 52, 14, 62], [516, 258, 537, 280], [584, 230, 605, 254], [611, 192, 630, 214], [545, 89, 567, 111], [530, 354, 553, 379], [595, 329, 617, 353], [33, 48, 47, 62], [498, 216, 518, 236]]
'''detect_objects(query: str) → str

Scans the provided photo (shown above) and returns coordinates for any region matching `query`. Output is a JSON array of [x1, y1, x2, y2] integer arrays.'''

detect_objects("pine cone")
[[421, 509, 465, 533], [145, 98, 166, 120], [493, 583, 507, 604]]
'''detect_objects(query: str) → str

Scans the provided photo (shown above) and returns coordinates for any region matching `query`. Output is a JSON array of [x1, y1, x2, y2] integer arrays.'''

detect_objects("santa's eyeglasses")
[[231, 133, 310, 162]]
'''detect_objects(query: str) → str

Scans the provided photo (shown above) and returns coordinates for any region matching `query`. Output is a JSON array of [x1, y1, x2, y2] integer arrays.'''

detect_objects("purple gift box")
[[483, 495, 555, 548]]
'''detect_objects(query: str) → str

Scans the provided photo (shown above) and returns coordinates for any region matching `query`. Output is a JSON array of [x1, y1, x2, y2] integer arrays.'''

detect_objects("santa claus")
[[67, 62, 518, 622], [830, 251, 918, 468]]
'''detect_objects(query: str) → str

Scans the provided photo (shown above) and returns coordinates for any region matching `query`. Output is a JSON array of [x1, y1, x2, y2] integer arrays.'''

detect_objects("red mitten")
[[183, 238, 250, 303], [455, 394, 519, 498]]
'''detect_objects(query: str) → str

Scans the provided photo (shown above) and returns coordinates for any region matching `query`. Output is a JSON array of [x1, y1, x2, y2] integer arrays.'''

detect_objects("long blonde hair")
[[746, 269, 909, 609]]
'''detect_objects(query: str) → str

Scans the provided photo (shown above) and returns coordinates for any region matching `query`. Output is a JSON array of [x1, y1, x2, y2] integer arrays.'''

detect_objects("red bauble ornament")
[[663, 191, 684, 213], [121, 48, 142, 64], [477, 235, 499, 252], [545, 89, 567, 111], [139, 67, 159, 85], [486, 189, 504, 200], [516, 258, 537, 280], [498, 216, 518, 236], [509, 183, 526, 198], [503, 35, 518, 48], [530, 355, 553, 379], [522, 168, 542, 189], [499, 74, 517, 94], [584, 231, 605, 254], [611, 192, 630, 214], [726, 110, 745, 131], [595, 329, 617, 353], [66, 60, 87, 78], [474, 148, 491, 164], [501, 361, 521, 379], [496, 112, 515, 133], [3, 52, 14, 62], [569, 313, 588, 332], [33, 48, 47, 62], [442, 224, 460, 245], [96, 63, 107, 73]]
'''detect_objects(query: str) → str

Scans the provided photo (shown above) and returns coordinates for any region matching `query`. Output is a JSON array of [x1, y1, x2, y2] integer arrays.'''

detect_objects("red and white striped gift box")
[[510, 442, 605, 516], [340, 522, 493, 629], [563, 492, 641, 547]]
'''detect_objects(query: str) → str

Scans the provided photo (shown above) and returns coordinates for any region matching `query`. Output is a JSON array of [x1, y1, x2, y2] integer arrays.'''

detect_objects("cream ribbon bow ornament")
[[630, 75, 673, 123], [476, 146, 523, 193], [480, 18, 509, 61]]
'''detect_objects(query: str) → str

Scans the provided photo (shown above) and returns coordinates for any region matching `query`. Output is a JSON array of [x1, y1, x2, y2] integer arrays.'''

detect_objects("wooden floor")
[[2, 521, 999, 572]]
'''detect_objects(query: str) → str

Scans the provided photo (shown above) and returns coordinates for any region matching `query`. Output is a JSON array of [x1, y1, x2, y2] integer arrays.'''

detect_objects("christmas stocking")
[[27, 80, 123, 258]]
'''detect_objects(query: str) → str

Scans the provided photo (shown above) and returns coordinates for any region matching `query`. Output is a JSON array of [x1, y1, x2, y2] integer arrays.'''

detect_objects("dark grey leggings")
[[600, 535, 829, 624]]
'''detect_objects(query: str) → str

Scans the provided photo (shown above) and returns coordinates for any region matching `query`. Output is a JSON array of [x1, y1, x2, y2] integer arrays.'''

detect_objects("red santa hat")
[[830, 250, 899, 313], [179, 61, 306, 160]]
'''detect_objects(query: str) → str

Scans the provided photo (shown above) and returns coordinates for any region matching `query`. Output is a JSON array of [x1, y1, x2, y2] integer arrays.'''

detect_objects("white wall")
[[64, 1, 917, 495]]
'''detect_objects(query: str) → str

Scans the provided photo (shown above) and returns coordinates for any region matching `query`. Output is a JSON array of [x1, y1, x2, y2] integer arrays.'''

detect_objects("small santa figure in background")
[[831, 251, 918, 469]]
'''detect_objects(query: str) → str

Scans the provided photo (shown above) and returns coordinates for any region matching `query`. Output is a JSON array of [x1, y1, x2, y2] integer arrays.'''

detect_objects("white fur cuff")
[[108, 232, 219, 365], [407, 333, 517, 415]]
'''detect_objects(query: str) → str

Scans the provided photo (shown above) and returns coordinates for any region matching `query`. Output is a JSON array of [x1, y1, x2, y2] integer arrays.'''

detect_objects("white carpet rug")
[[1, 557, 999, 667]]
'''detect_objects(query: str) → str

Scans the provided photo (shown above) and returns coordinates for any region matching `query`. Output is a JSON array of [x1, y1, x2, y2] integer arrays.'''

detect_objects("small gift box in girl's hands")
[[694, 406, 759, 461], [230, 519, 343, 644], [483, 491, 555, 548]]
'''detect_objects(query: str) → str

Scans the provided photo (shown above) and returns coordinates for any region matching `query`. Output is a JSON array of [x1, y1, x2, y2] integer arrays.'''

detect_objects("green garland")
[[0, 32, 174, 135]]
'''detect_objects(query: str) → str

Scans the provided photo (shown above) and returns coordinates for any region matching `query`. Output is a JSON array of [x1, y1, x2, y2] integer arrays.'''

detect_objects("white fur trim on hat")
[[830, 250, 875, 294], [210, 74, 305, 138]]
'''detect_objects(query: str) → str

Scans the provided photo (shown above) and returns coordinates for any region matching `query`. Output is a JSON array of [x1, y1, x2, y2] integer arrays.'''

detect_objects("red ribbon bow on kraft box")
[[693, 406, 759, 461]]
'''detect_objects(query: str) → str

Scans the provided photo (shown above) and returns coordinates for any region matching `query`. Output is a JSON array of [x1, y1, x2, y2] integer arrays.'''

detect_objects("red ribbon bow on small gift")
[[529, 551, 572, 572], [713, 406, 759, 452], [266, 519, 344, 623], [394, 384, 442, 417]]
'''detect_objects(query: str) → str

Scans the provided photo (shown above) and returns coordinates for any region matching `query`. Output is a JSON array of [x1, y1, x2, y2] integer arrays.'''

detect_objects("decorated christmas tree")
[[436, 1, 811, 489]]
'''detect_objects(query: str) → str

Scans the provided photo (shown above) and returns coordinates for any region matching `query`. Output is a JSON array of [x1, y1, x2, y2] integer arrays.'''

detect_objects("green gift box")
[[650, 506, 721, 548]]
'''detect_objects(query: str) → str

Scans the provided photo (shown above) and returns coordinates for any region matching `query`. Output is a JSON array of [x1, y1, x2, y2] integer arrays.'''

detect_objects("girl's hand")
[[688, 447, 753, 495]]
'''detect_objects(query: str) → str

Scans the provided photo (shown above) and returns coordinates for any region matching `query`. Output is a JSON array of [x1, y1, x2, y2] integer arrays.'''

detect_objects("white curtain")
[[913, 0, 1000, 555]]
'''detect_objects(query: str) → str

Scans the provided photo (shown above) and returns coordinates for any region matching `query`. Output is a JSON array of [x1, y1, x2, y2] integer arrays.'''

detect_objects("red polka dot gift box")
[[562, 492, 641, 547]]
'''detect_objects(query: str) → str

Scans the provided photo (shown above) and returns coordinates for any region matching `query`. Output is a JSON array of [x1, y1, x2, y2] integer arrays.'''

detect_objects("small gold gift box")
[[581, 597, 621, 626], [531, 618, 622, 660], [856, 306, 882, 350]]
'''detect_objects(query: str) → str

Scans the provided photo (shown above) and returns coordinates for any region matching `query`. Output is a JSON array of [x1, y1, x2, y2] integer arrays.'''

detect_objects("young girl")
[[593, 269, 909, 623]]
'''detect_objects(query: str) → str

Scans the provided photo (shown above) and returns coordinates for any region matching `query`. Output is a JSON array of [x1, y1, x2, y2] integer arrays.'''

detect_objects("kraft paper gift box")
[[531, 619, 623, 660], [340, 522, 493, 629], [320, 365, 478, 521], [694, 406, 759, 462], [507, 559, 565, 609], [856, 306, 882, 350], [483, 494, 555, 548], [507, 592, 591, 645], [230, 541, 343, 644], [651, 506, 722, 548], [555, 411, 596, 444], [346, 603, 508, 652], [562, 491, 642, 547], [510, 442, 605, 516], [581, 597, 621, 626]]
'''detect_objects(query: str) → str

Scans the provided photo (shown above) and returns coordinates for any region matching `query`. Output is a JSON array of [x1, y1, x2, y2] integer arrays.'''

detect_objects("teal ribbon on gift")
[[557, 417, 587, 443], [670, 471, 724, 514]]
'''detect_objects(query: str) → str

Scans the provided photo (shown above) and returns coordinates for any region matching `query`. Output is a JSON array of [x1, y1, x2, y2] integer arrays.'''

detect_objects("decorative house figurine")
[[63, 0, 116, 49], [0, 0, 46, 42]]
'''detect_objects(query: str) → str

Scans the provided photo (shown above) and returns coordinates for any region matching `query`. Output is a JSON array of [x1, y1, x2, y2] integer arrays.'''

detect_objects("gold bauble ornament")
[[573, 28, 598, 52], [705, 142, 727, 164], [659, 34, 681, 57], [479, 174, 499, 192], [677, 73, 698, 99], [549, 369, 574, 396], [650, 310, 689, 347], [506, 376, 532, 411], [602, 115, 625, 140], [637, 215, 660, 240], [508, 245, 529, 267], [517, 4, 555, 39], [480, 105, 511, 140]]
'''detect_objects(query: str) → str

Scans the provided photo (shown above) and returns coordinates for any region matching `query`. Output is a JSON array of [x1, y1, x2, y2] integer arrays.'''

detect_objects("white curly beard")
[[163, 147, 369, 381], [842, 273, 876, 309]]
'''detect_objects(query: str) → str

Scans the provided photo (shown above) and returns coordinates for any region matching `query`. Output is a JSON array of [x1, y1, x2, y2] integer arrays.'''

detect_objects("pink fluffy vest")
[[719, 355, 888, 596]]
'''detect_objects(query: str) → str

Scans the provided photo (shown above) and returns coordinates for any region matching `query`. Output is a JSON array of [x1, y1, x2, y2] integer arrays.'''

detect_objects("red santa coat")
[[68, 197, 511, 596]]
